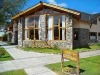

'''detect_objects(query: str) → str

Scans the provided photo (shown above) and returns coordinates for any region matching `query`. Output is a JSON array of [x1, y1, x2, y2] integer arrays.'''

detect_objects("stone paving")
[[0, 43, 100, 75]]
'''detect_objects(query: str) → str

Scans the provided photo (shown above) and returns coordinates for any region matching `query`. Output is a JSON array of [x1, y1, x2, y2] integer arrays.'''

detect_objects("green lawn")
[[46, 55, 100, 75], [74, 43, 100, 52], [0, 69, 26, 75], [21, 43, 100, 54], [0, 46, 13, 61], [22, 47, 61, 54]]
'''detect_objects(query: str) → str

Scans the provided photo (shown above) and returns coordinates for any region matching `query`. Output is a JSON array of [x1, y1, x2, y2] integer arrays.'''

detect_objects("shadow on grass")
[[67, 65, 85, 73], [74, 46, 91, 49]]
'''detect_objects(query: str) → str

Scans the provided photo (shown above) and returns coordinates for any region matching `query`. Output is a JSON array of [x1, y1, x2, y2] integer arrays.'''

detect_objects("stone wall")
[[66, 15, 73, 50], [18, 21, 23, 46], [23, 14, 73, 49], [39, 15, 46, 41], [73, 28, 89, 48], [12, 21, 18, 44]]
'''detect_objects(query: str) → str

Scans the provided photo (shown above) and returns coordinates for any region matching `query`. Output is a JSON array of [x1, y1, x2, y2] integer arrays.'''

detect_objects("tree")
[[0, 0, 27, 25]]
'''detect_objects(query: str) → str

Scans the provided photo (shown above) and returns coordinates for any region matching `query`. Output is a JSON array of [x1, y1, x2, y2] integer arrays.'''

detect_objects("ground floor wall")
[[23, 28, 90, 49], [73, 28, 89, 48], [23, 40, 69, 49]]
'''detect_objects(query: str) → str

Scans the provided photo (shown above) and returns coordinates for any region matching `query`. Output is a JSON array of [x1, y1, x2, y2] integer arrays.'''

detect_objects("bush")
[[2, 33, 7, 41], [0, 49, 5, 57], [52, 44, 60, 50]]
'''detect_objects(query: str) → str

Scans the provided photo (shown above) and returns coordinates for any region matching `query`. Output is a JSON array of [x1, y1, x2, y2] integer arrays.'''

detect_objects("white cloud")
[[47, 0, 67, 7], [92, 12, 98, 14], [47, 0, 57, 5], [58, 3, 67, 7]]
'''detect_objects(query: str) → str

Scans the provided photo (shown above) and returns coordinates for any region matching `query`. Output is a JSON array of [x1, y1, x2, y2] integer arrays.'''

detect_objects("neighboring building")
[[11, 2, 100, 49], [90, 13, 100, 43]]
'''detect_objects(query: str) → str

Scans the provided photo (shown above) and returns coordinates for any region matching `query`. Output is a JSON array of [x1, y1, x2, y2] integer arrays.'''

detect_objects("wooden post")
[[77, 52, 80, 75], [61, 50, 64, 75]]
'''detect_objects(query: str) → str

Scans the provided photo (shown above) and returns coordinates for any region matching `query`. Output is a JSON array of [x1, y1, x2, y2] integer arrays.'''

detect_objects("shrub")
[[2, 33, 7, 41], [0, 49, 5, 57], [52, 44, 60, 50]]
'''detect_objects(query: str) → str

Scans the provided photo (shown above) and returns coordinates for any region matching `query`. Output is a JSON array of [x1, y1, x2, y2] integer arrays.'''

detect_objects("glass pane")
[[60, 16, 62, 27], [29, 28, 34, 40], [54, 16, 59, 25], [60, 28, 62, 40], [35, 17, 39, 28], [29, 17, 34, 26], [35, 29, 39, 40], [54, 27, 59, 40]]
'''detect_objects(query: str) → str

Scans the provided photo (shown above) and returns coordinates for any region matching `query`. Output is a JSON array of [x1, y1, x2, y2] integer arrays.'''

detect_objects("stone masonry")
[[12, 21, 18, 44], [23, 14, 73, 49], [18, 19, 23, 47], [66, 14, 73, 49], [39, 15, 46, 41], [48, 14, 73, 49], [73, 28, 89, 48]]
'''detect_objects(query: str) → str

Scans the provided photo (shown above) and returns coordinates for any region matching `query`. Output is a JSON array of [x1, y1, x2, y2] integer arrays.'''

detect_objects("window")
[[98, 33, 100, 40], [47, 15, 66, 40], [92, 19, 97, 25], [54, 16, 59, 40], [90, 32, 97, 40], [26, 16, 40, 40], [28, 17, 34, 26], [29, 28, 34, 40]]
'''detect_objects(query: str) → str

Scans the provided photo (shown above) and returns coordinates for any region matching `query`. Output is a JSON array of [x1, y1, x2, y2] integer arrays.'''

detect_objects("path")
[[0, 44, 100, 75]]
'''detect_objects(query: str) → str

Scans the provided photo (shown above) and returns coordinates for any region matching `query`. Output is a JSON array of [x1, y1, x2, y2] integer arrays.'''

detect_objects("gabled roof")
[[12, 2, 80, 20], [12, 1, 100, 22], [90, 13, 100, 21]]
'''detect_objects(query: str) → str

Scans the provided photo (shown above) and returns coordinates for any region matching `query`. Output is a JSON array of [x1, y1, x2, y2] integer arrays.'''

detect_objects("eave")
[[12, 2, 80, 20]]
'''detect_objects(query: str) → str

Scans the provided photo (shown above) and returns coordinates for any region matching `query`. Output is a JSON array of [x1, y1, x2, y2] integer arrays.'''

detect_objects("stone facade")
[[18, 18, 23, 47], [73, 28, 89, 48], [12, 21, 18, 44], [23, 14, 73, 49], [66, 15, 73, 49], [39, 15, 46, 41]]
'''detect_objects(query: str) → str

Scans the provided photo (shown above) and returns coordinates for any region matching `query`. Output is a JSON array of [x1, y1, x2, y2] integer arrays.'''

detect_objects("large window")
[[25, 14, 66, 41], [27, 16, 40, 40], [47, 15, 66, 40]]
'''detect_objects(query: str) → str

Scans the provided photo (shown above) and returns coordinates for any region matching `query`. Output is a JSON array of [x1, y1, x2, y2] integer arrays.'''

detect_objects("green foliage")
[[0, 0, 27, 24], [2, 33, 7, 41], [46, 55, 100, 75], [0, 69, 26, 75], [0, 49, 5, 57], [0, 46, 13, 61], [52, 44, 60, 50]]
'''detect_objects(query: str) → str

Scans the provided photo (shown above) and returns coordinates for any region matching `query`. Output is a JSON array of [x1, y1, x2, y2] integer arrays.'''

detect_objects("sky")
[[23, 0, 100, 14]]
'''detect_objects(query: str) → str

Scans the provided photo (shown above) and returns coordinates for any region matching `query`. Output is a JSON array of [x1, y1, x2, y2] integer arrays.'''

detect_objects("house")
[[11, 1, 100, 49], [90, 13, 100, 43]]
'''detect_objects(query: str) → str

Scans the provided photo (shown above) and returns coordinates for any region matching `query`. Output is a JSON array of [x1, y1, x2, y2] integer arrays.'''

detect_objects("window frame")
[[26, 16, 40, 40]]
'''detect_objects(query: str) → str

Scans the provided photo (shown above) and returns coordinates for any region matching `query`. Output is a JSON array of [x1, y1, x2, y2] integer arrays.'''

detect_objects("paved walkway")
[[0, 44, 100, 75]]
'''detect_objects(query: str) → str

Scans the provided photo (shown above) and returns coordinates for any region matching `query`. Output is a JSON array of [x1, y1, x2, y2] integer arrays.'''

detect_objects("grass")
[[0, 69, 26, 75], [0, 46, 13, 61], [74, 43, 100, 52], [46, 55, 100, 75], [21, 43, 100, 54], [22, 47, 61, 54]]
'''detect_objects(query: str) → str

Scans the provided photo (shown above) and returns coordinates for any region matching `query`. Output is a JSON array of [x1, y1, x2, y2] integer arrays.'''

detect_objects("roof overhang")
[[12, 2, 80, 20]]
